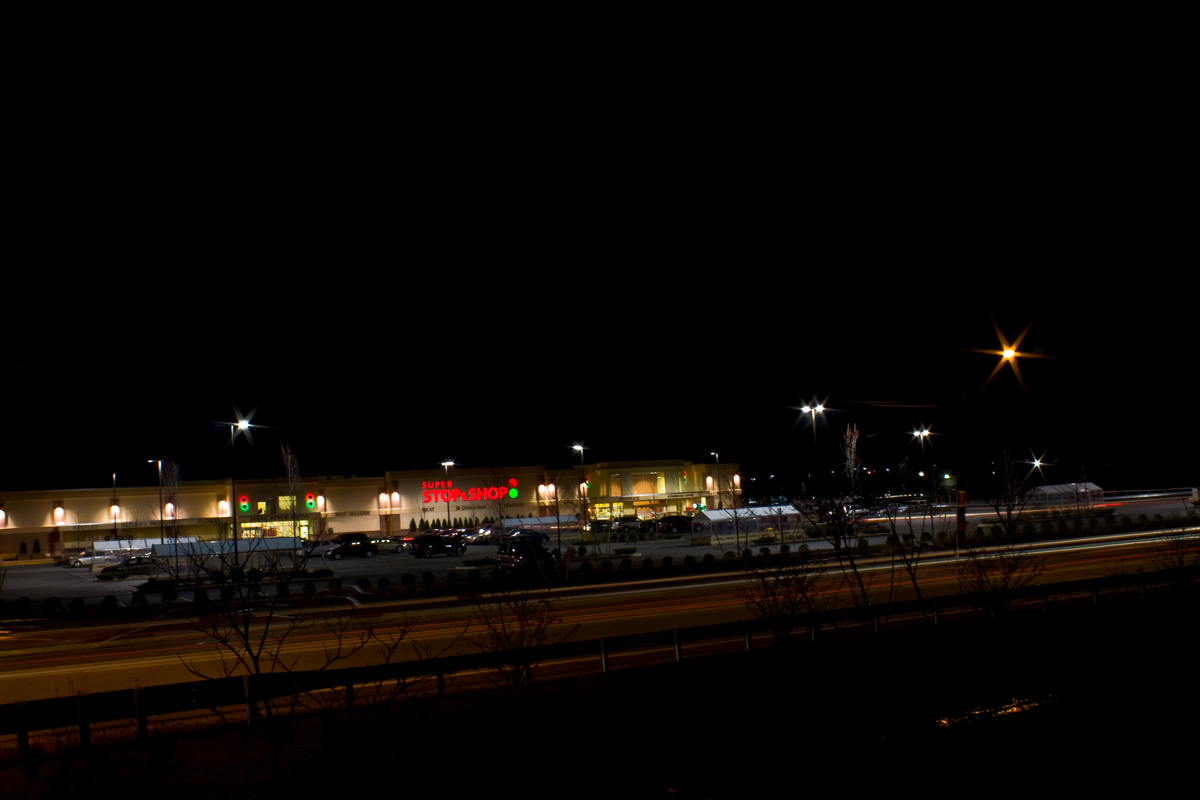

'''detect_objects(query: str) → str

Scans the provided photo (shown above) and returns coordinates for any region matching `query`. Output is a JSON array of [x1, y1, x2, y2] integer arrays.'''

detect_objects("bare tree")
[[162, 459, 182, 542], [878, 458, 938, 621], [796, 424, 877, 620], [737, 559, 826, 644], [469, 588, 579, 699], [952, 544, 1045, 621], [988, 447, 1037, 545]]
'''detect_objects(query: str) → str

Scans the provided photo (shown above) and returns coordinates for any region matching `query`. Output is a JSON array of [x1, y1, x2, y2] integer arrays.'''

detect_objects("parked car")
[[585, 519, 612, 533], [100, 556, 155, 575], [611, 516, 646, 533], [507, 528, 550, 543], [304, 540, 338, 556], [496, 539, 556, 574], [326, 539, 380, 560], [410, 532, 467, 558], [655, 515, 695, 533]]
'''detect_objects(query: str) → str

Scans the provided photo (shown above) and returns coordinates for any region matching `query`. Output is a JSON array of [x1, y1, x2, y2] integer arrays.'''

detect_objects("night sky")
[[4, 97, 1191, 498]]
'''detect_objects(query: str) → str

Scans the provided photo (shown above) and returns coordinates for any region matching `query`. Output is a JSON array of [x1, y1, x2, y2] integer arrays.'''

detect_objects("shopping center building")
[[0, 459, 740, 557]]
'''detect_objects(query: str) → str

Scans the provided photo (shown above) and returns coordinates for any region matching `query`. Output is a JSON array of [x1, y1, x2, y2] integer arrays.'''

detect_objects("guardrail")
[[2, 565, 1196, 763]]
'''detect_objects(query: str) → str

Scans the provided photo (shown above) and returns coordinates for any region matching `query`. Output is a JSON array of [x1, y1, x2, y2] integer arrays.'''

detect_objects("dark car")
[[410, 532, 467, 558], [100, 555, 154, 575], [326, 539, 380, 560], [655, 515, 695, 533], [496, 539, 556, 575], [585, 519, 612, 533], [507, 528, 550, 543]]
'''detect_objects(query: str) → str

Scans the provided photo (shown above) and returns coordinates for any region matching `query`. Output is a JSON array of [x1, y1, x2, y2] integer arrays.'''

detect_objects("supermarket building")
[[0, 459, 740, 557]]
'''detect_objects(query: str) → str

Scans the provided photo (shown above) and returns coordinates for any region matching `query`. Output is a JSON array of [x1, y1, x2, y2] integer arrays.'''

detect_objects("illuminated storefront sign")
[[422, 477, 519, 504]]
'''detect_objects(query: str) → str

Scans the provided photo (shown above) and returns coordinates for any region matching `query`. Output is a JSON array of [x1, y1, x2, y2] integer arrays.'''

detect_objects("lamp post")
[[231, 419, 248, 563], [112, 472, 118, 542], [573, 445, 587, 532], [800, 403, 824, 446], [148, 460, 164, 546], [710, 452, 720, 509], [441, 461, 454, 530]]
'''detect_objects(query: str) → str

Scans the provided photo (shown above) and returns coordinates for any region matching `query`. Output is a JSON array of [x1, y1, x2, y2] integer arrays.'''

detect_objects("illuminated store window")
[[257, 501, 267, 516], [656, 475, 667, 494], [631, 474, 655, 495], [278, 496, 295, 511], [610, 475, 621, 497]]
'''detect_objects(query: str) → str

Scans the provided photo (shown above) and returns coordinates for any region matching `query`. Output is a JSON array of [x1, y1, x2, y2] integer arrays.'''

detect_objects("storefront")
[[0, 459, 739, 556]]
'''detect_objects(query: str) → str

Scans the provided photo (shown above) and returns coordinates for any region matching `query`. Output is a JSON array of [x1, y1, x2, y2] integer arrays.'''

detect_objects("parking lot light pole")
[[149, 460, 164, 546], [441, 461, 454, 530]]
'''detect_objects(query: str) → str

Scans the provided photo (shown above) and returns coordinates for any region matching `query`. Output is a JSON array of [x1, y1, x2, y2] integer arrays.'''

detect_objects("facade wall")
[[0, 460, 739, 556]]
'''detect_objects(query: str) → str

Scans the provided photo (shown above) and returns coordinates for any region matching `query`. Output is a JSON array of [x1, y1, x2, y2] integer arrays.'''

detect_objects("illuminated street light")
[[148, 459, 164, 546], [796, 399, 826, 445], [571, 445, 588, 530], [710, 452, 721, 509], [441, 461, 455, 529]]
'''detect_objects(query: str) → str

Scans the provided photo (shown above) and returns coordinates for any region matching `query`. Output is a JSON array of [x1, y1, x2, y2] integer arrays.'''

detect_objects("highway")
[[0, 524, 1194, 704]]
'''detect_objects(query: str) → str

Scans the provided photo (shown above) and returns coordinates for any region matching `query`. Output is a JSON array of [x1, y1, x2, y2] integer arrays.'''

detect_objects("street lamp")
[[572, 445, 587, 531], [799, 403, 825, 445], [441, 461, 454, 529], [148, 460, 164, 546], [710, 452, 720, 510]]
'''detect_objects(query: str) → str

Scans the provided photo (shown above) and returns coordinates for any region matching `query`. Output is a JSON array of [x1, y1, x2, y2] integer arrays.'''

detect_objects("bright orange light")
[[1003, 349, 1015, 359]]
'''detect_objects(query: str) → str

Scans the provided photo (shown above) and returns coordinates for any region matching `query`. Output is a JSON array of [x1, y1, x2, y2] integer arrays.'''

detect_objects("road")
[[0, 527, 1192, 704]]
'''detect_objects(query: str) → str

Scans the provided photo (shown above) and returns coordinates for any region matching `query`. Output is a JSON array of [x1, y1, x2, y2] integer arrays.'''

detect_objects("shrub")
[[161, 586, 179, 604], [400, 573, 417, 588], [376, 576, 391, 593], [599, 561, 614, 573], [19, 542, 27, 555], [805, 525, 820, 538], [276, 581, 290, 601], [1022, 524, 1037, 541], [43, 597, 62, 616], [246, 568, 263, 584], [618, 558, 633, 571], [614, 547, 636, 555], [661, 555, 673, 569], [193, 588, 210, 606], [489, 568, 504, 581], [447, 571, 461, 584], [641, 558, 654, 570], [422, 571, 436, 588], [579, 561, 593, 574], [16, 597, 33, 616], [684, 555, 697, 569], [67, 598, 85, 615], [100, 595, 119, 614], [797, 543, 810, 563], [779, 544, 790, 556], [1119, 516, 1133, 527], [759, 547, 771, 557], [355, 577, 373, 592], [327, 578, 343, 594], [130, 593, 147, 607], [576, 545, 588, 558], [309, 568, 333, 579], [856, 537, 870, 556], [702, 553, 716, 567], [302, 581, 317, 599], [33, 539, 41, 554], [467, 570, 482, 587]]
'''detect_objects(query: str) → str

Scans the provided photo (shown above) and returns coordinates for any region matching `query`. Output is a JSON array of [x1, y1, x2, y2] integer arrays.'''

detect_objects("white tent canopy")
[[501, 516, 578, 530]]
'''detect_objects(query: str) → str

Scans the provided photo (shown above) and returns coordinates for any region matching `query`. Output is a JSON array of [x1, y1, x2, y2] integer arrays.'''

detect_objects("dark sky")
[[4, 77, 1191, 498]]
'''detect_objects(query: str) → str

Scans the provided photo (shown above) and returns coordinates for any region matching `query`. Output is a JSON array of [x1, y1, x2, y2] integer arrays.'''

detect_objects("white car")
[[304, 540, 338, 557]]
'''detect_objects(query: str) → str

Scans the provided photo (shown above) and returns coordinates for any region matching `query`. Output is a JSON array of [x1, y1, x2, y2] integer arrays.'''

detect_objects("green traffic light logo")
[[239, 495, 249, 512], [508, 478, 518, 499]]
